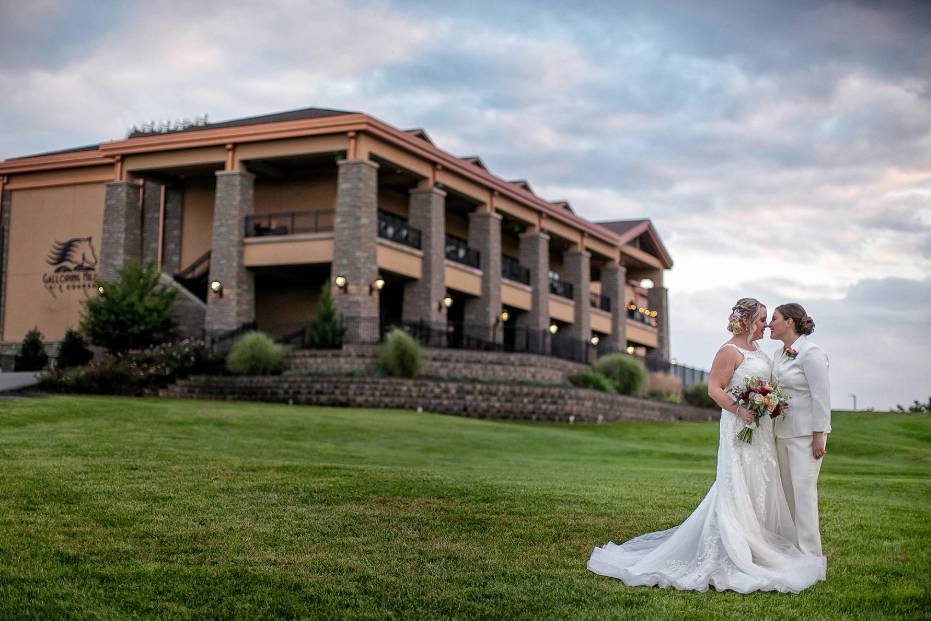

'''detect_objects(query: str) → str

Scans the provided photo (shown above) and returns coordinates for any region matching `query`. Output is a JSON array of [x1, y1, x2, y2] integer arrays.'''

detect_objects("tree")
[[303, 284, 344, 349], [80, 262, 178, 353], [14, 327, 48, 371], [57, 328, 94, 368]]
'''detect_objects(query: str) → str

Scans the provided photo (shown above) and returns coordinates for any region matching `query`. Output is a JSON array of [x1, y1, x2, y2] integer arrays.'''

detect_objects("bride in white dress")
[[588, 298, 826, 593]]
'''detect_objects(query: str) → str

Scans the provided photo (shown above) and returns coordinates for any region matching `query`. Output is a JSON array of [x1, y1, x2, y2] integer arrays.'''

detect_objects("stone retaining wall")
[[160, 375, 718, 424], [286, 345, 590, 384]]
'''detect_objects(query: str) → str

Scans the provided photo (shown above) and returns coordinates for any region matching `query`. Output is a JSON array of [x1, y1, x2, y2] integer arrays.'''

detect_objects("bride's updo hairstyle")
[[727, 298, 763, 336], [776, 302, 815, 335]]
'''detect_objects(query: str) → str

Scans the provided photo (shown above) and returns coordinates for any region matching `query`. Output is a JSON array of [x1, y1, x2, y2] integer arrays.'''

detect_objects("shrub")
[[14, 327, 48, 371], [379, 329, 422, 378], [593, 353, 647, 395], [568, 371, 616, 393], [648, 372, 683, 403], [80, 262, 178, 353], [57, 328, 94, 368], [38, 339, 216, 395], [226, 331, 284, 376], [684, 383, 718, 410], [304, 284, 344, 349]]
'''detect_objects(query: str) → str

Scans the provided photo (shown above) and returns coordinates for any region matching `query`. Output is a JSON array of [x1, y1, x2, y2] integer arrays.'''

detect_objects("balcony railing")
[[378, 210, 422, 250], [244, 210, 334, 237], [590, 292, 611, 312], [626, 302, 659, 327], [445, 234, 481, 269], [549, 278, 574, 300], [501, 255, 530, 285]]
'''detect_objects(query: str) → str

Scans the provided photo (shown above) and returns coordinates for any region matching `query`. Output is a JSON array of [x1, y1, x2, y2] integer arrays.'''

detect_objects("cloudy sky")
[[2, 0, 929, 409]]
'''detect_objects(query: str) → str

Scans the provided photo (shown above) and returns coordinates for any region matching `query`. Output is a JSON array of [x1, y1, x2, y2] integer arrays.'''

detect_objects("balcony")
[[501, 255, 530, 285], [445, 234, 481, 269], [549, 277, 574, 300], [378, 210, 422, 250], [245, 210, 334, 237], [590, 292, 611, 312], [626, 302, 658, 328]]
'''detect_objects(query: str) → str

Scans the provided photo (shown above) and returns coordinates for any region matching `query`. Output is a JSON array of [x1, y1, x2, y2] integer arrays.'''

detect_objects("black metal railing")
[[445, 234, 481, 269], [378, 211, 421, 250], [173, 250, 211, 302], [501, 255, 530, 285], [244, 209, 335, 237], [590, 292, 611, 312], [549, 278, 574, 300]]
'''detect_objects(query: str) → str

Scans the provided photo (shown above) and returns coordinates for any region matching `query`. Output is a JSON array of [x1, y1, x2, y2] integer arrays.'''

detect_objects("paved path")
[[0, 372, 41, 393]]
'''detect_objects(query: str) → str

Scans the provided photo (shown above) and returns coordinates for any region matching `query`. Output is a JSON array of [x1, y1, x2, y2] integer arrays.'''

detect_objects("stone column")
[[332, 159, 379, 343], [649, 284, 670, 361], [141, 180, 162, 266], [564, 249, 591, 345], [600, 262, 627, 353], [205, 171, 255, 335], [161, 185, 184, 274], [516, 230, 549, 353], [402, 187, 446, 328], [463, 211, 502, 343], [99, 181, 142, 282], [0, 190, 10, 340]]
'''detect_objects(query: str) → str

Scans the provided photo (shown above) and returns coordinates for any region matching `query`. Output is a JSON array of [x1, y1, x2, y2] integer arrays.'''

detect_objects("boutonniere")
[[783, 346, 798, 360]]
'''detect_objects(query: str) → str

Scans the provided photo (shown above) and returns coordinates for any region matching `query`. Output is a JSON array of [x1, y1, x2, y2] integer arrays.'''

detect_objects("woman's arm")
[[708, 347, 754, 424]]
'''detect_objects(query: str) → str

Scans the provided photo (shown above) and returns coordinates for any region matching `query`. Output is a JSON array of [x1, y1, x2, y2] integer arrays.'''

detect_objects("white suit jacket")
[[772, 335, 832, 439]]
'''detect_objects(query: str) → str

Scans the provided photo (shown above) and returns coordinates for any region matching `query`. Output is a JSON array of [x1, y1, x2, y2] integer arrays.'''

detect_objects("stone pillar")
[[0, 190, 10, 340], [205, 171, 255, 335], [600, 262, 627, 353], [332, 159, 379, 343], [564, 249, 591, 345], [516, 230, 549, 353], [162, 185, 184, 274], [99, 181, 142, 282], [648, 285, 670, 361], [141, 180, 161, 266], [402, 187, 446, 327], [463, 211, 502, 343]]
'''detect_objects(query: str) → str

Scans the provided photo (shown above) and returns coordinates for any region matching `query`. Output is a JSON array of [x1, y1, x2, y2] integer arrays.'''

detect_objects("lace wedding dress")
[[587, 344, 826, 593]]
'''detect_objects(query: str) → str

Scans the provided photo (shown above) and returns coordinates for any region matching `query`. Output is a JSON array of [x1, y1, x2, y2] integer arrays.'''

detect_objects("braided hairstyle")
[[727, 298, 764, 337]]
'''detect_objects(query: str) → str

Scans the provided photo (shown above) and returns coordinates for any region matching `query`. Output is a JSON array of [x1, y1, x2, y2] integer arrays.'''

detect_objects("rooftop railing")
[[590, 292, 611, 312], [501, 255, 531, 285], [549, 278, 574, 300], [445, 234, 481, 269], [378, 210, 422, 250]]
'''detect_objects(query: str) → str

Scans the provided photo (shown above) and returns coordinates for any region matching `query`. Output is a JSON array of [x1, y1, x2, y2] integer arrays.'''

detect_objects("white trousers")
[[776, 435, 826, 556]]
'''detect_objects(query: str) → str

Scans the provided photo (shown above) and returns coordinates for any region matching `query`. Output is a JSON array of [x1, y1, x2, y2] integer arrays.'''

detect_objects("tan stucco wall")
[[378, 188, 409, 218], [446, 211, 470, 240], [180, 177, 215, 269], [254, 175, 337, 216], [4, 183, 105, 341], [243, 237, 334, 267]]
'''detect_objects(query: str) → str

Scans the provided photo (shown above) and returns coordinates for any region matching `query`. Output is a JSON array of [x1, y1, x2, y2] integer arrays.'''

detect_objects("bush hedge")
[[568, 371, 616, 393], [226, 332, 284, 376], [57, 328, 94, 369], [648, 372, 683, 403], [14, 327, 49, 371], [684, 383, 718, 409], [592, 353, 647, 395], [380, 329, 422, 378]]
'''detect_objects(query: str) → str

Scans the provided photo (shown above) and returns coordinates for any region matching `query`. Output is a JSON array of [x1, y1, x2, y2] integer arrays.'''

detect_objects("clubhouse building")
[[0, 107, 673, 366]]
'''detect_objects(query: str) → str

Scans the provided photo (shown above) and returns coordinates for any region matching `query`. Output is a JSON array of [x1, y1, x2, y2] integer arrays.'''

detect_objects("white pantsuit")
[[773, 335, 831, 557]]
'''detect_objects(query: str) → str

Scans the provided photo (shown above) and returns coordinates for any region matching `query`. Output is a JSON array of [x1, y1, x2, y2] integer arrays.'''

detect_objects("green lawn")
[[0, 397, 928, 620]]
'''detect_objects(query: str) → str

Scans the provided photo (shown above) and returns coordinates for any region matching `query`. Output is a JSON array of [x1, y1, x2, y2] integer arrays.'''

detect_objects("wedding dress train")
[[587, 345, 826, 593]]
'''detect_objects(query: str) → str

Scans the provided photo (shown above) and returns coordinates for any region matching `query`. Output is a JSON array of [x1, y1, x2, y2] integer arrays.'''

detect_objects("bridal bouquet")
[[730, 376, 789, 443]]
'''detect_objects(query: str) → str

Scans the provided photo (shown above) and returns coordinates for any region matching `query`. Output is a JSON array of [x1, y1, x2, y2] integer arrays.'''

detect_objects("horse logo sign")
[[42, 237, 99, 298]]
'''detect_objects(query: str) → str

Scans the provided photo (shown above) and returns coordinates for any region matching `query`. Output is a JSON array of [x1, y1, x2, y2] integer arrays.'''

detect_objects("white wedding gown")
[[587, 344, 826, 593]]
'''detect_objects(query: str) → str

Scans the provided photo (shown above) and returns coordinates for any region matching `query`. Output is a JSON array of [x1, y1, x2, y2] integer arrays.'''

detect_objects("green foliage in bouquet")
[[57, 328, 94, 368], [14, 327, 49, 371], [303, 285, 344, 349], [80, 262, 177, 353], [568, 370, 616, 394], [379, 328, 422, 378], [593, 353, 647, 396], [684, 383, 718, 409], [226, 331, 284, 376]]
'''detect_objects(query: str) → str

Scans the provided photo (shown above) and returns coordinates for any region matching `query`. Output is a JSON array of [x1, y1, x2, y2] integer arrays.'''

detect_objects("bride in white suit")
[[769, 303, 831, 558]]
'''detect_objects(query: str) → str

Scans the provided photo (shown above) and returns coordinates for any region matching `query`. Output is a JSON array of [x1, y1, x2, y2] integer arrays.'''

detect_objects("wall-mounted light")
[[438, 295, 453, 312], [334, 275, 348, 292], [625, 345, 635, 355], [96, 285, 105, 296], [548, 323, 559, 335], [671, 358, 678, 366], [640, 278, 654, 289], [499, 310, 510, 323], [369, 277, 385, 295], [209, 280, 223, 297], [590, 335, 600, 346]]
